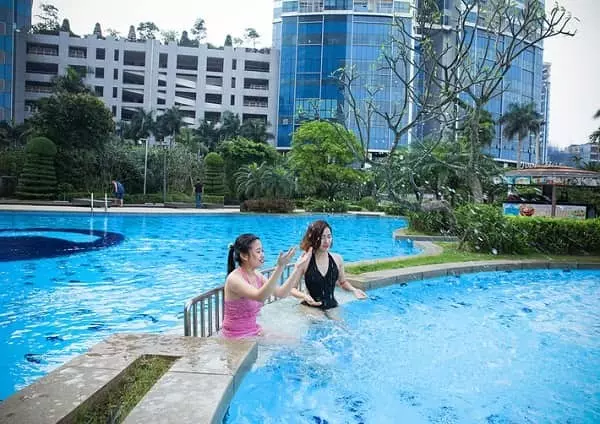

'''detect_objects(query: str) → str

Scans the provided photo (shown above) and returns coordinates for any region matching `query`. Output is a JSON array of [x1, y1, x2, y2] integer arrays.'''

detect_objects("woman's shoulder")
[[330, 252, 344, 265]]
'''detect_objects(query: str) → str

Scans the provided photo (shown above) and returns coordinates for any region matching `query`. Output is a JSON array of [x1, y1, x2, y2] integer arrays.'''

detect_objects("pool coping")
[[347, 259, 600, 290], [0, 334, 257, 424]]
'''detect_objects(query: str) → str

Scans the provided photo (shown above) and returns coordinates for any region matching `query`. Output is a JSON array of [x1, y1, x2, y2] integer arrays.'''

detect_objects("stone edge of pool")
[[2, 260, 599, 423]]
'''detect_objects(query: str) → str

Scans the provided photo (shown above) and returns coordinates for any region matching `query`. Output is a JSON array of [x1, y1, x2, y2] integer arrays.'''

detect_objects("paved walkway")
[[0, 204, 240, 214]]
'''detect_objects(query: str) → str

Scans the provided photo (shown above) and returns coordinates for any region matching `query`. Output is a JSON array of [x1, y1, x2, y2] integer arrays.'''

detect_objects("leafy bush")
[[348, 204, 363, 212], [203, 152, 225, 196], [357, 196, 377, 211], [306, 200, 349, 213], [123, 193, 194, 204], [203, 195, 225, 205], [15, 137, 58, 199], [241, 198, 295, 213], [455, 204, 527, 254], [0, 148, 26, 176], [510, 217, 600, 255], [409, 210, 457, 236]]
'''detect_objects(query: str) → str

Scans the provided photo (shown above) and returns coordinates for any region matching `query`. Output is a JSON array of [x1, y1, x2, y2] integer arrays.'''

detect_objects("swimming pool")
[[225, 269, 600, 423], [0, 212, 412, 400]]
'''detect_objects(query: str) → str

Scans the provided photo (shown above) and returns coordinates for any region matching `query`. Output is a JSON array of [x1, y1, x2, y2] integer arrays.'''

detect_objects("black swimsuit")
[[303, 253, 339, 310]]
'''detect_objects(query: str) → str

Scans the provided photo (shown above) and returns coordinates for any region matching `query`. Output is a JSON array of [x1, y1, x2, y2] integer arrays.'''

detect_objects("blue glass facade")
[[275, 0, 411, 150], [0, 0, 32, 121], [274, 0, 547, 162]]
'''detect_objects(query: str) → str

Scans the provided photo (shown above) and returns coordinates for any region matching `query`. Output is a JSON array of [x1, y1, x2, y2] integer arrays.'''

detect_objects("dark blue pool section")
[[0, 228, 125, 262]]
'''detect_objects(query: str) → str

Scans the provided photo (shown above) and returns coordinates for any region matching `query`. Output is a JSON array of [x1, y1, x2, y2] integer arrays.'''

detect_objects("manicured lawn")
[[346, 243, 600, 275]]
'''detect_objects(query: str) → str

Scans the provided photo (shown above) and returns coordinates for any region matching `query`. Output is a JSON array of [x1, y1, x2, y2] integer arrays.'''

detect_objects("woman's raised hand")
[[276, 247, 296, 267], [294, 247, 312, 272]]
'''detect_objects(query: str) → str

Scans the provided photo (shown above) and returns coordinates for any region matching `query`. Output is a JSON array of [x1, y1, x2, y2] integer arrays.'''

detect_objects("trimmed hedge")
[[241, 198, 295, 213], [455, 204, 600, 255], [510, 217, 600, 255], [16, 137, 58, 200], [203, 195, 225, 205], [305, 200, 349, 213], [203, 153, 225, 196]]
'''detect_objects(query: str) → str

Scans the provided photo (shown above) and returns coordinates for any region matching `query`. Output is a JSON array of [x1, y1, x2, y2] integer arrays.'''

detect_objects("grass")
[[73, 355, 176, 424], [346, 243, 600, 275]]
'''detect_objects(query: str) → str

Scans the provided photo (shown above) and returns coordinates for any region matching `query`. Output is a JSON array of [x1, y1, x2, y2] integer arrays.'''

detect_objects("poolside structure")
[[500, 166, 600, 218]]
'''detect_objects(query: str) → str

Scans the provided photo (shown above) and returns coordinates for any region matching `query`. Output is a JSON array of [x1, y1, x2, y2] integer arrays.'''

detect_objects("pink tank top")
[[222, 269, 264, 339]]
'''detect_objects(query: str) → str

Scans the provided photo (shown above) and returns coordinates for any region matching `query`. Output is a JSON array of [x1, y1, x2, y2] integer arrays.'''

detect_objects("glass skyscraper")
[[273, 0, 546, 164], [273, 0, 413, 150], [0, 0, 32, 121]]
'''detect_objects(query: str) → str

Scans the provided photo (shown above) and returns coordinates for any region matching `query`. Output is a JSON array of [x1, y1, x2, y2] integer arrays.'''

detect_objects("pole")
[[90, 192, 94, 213], [551, 185, 557, 217], [143, 137, 149, 195], [163, 144, 167, 204], [104, 193, 108, 212]]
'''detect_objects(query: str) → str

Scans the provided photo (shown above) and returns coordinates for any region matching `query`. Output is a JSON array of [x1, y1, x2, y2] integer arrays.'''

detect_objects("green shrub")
[[241, 198, 295, 213], [348, 204, 363, 212], [455, 204, 528, 254], [306, 200, 349, 213], [510, 217, 600, 255], [0, 148, 26, 176], [378, 201, 418, 216], [409, 210, 457, 236], [203, 152, 225, 196], [15, 137, 58, 200], [357, 196, 377, 211], [203, 195, 225, 205]]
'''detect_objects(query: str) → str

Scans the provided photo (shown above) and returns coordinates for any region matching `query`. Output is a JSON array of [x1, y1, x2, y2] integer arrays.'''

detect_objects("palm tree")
[[240, 119, 273, 143], [156, 107, 183, 140], [194, 119, 219, 151], [219, 111, 241, 141], [235, 162, 267, 199], [262, 165, 295, 199], [51, 66, 91, 94], [499, 103, 543, 168], [0, 120, 33, 148], [126, 109, 155, 140], [590, 109, 600, 143]]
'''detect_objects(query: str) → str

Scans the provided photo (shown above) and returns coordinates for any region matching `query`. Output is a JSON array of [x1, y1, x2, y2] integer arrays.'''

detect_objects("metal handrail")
[[183, 263, 297, 337]]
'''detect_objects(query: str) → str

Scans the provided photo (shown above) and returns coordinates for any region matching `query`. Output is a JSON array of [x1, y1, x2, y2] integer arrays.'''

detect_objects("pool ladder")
[[183, 263, 298, 337]]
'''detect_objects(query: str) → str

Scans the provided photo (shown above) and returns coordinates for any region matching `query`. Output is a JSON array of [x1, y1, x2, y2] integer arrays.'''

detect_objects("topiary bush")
[[203, 152, 225, 196], [15, 136, 58, 200], [241, 198, 295, 213]]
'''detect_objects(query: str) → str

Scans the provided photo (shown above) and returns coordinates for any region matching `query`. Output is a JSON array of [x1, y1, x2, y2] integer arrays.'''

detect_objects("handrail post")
[[90, 192, 94, 213], [104, 193, 108, 212]]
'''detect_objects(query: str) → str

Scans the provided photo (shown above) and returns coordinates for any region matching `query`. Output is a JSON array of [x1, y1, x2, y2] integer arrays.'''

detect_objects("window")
[[113, 69, 118, 80], [231, 77, 236, 88], [96, 48, 105, 60], [206, 75, 223, 87], [111, 105, 117, 117], [158, 79, 167, 87], [232, 59, 237, 70], [27, 43, 59, 56], [95, 67, 104, 78], [157, 97, 166, 105], [0, 79, 4, 90], [26, 62, 58, 75], [113, 87, 118, 98], [177, 55, 198, 71], [124, 51, 146, 66], [206, 57, 224, 73], [243, 96, 268, 108], [114, 49, 119, 61], [244, 78, 269, 90], [159, 53, 168, 68], [230, 95, 235, 106], [244, 60, 270, 72], [205, 93, 222, 105], [0, 51, 4, 64], [94, 86, 104, 96], [68, 46, 87, 59], [123, 71, 144, 85], [205, 111, 221, 123]]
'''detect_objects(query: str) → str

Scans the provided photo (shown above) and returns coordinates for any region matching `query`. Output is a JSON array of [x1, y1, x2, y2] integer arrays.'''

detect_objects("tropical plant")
[[235, 162, 267, 199], [0, 120, 33, 148], [499, 103, 543, 168], [240, 119, 273, 143], [15, 136, 58, 199], [244, 28, 260, 47], [290, 121, 363, 200], [191, 18, 207, 42], [137, 21, 159, 40], [219, 111, 241, 141], [155, 107, 183, 139], [51, 66, 91, 94], [590, 109, 600, 143]]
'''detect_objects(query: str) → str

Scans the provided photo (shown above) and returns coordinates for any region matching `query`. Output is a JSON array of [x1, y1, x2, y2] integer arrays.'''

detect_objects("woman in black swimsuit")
[[292, 220, 367, 309]]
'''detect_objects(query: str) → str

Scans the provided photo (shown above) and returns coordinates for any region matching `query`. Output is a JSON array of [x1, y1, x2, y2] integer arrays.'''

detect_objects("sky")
[[31, 0, 600, 148]]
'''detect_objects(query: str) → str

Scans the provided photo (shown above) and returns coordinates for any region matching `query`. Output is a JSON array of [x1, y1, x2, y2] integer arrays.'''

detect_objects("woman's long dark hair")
[[300, 220, 332, 251], [227, 233, 260, 274]]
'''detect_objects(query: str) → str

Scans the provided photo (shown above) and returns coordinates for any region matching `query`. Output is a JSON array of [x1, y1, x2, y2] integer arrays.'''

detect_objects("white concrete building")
[[17, 31, 279, 134]]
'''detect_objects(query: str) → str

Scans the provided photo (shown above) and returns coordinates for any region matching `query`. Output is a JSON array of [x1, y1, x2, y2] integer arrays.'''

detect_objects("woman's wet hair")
[[300, 220, 332, 251], [227, 233, 260, 274]]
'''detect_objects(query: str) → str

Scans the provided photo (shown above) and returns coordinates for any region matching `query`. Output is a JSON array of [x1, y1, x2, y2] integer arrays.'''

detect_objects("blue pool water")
[[0, 212, 412, 400], [226, 269, 600, 424]]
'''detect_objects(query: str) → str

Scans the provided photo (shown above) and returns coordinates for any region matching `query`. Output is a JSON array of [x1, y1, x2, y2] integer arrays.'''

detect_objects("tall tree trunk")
[[534, 131, 540, 165], [468, 173, 484, 203], [516, 137, 523, 168]]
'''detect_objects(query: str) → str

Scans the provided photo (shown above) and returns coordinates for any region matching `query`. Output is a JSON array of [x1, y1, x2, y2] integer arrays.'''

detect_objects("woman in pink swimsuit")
[[222, 233, 311, 339]]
